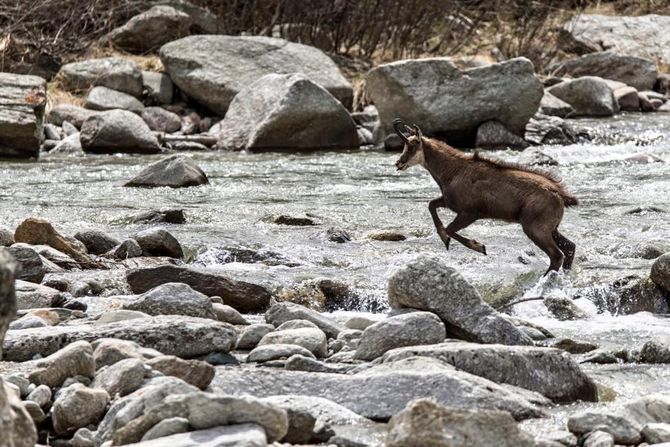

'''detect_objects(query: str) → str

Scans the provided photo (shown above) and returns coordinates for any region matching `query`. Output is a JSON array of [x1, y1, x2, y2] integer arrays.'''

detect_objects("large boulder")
[[126, 265, 272, 313], [57, 57, 143, 97], [549, 52, 658, 91], [217, 73, 359, 151], [106, 5, 192, 53], [0, 72, 47, 158], [387, 255, 533, 346], [159, 35, 353, 114], [85, 86, 145, 113], [124, 155, 209, 188], [547, 76, 618, 117], [213, 357, 546, 421], [386, 398, 534, 447], [80, 109, 161, 154], [122, 282, 216, 319], [365, 57, 543, 145], [381, 342, 597, 403], [13, 217, 94, 266], [560, 14, 670, 65]]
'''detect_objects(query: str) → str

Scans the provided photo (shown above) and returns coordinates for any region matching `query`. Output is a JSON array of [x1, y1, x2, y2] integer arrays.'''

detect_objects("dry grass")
[[81, 43, 164, 72], [46, 80, 85, 108]]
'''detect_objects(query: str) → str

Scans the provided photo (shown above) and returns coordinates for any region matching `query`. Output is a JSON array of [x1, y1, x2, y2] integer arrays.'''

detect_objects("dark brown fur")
[[395, 127, 577, 274]]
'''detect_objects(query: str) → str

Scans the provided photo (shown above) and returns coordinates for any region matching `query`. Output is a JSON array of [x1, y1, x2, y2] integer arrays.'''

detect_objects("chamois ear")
[[412, 124, 423, 141]]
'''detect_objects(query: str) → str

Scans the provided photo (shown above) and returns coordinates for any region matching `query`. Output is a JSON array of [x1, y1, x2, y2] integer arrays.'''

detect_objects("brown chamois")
[[393, 119, 577, 275]]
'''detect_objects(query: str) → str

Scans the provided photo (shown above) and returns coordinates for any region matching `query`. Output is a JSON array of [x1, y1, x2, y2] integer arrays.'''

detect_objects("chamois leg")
[[428, 197, 451, 249], [445, 213, 486, 255], [523, 225, 564, 275], [552, 229, 576, 270]]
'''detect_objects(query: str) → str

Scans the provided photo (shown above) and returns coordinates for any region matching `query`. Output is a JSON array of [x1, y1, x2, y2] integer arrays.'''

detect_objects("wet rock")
[[386, 398, 533, 447], [266, 302, 345, 338], [132, 228, 183, 258], [366, 58, 541, 146], [248, 344, 316, 363], [57, 57, 143, 97], [544, 297, 587, 320], [366, 229, 407, 242], [141, 106, 182, 133], [146, 355, 214, 390], [131, 208, 186, 224], [642, 422, 670, 443], [142, 71, 173, 105], [93, 358, 148, 398], [583, 430, 614, 447], [258, 327, 328, 358], [47, 104, 100, 128], [539, 91, 574, 118], [388, 255, 533, 345], [551, 338, 598, 354], [80, 109, 161, 154], [109, 239, 143, 259], [324, 227, 352, 243], [140, 416, 189, 441], [5, 244, 46, 283], [639, 339, 670, 363], [475, 119, 529, 150], [614, 86, 641, 111], [601, 276, 668, 315], [549, 52, 657, 91], [354, 312, 446, 361], [651, 253, 670, 294], [106, 5, 191, 53], [127, 265, 272, 312], [579, 349, 619, 364], [217, 73, 359, 151], [160, 35, 352, 114], [85, 86, 144, 113], [212, 303, 248, 325], [123, 282, 215, 319], [214, 357, 546, 421], [524, 113, 581, 146], [547, 77, 618, 117], [4, 315, 236, 362], [567, 412, 641, 444], [381, 342, 597, 403], [52, 383, 109, 434], [74, 229, 120, 255], [125, 155, 208, 188], [237, 324, 275, 350], [14, 216, 93, 266], [0, 226, 15, 246], [28, 340, 95, 387], [0, 72, 47, 158], [269, 214, 319, 226]]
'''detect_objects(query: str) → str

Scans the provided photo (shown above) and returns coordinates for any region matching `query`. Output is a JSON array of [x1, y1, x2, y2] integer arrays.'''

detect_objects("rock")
[[160, 35, 352, 114], [651, 253, 670, 293], [80, 109, 161, 154], [52, 383, 109, 434], [28, 340, 95, 387], [4, 375, 30, 397], [0, 227, 15, 246], [265, 302, 345, 338], [46, 132, 83, 156], [13, 217, 89, 263], [141, 107, 181, 132], [212, 303, 248, 325], [547, 76, 618, 117], [248, 344, 316, 363], [97, 309, 150, 325], [93, 338, 154, 367], [93, 358, 148, 398], [47, 104, 99, 129], [325, 227, 352, 243], [560, 14, 670, 66], [544, 297, 587, 320], [146, 355, 214, 390], [4, 244, 46, 283], [142, 71, 174, 105], [551, 338, 598, 354], [365, 57, 542, 145], [57, 57, 143, 97], [475, 120, 529, 150], [126, 265, 272, 313], [132, 424, 269, 446], [354, 312, 446, 360], [642, 422, 670, 443], [596, 276, 669, 315], [524, 113, 580, 146], [214, 357, 545, 421], [237, 324, 275, 350], [639, 92, 656, 112], [276, 320, 319, 330], [614, 86, 641, 111], [0, 72, 47, 158], [131, 208, 186, 224], [217, 73, 358, 151], [23, 400, 46, 425], [125, 155, 208, 188], [258, 327, 328, 358], [156, 0, 220, 33], [579, 349, 619, 364], [9, 315, 48, 330], [386, 398, 533, 447], [583, 430, 614, 447], [14, 280, 65, 309], [140, 416, 189, 441], [26, 384, 51, 408], [639, 339, 670, 363], [285, 354, 354, 374], [4, 315, 236, 362], [44, 123, 62, 140], [269, 214, 318, 226], [107, 5, 191, 53], [132, 228, 183, 258], [388, 255, 533, 345], [539, 91, 574, 117], [366, 229, 407, 241], [122, 282, 215, 319], [567, 412, 641, 444], [345, 315, 377, 331], [549, 52, 658, 91], [111, 392, 288, 444], [108, 239, 143, 259], [381, 342, 597, 403], [85, 86, 145, 113], [74, 229, 120, 255]]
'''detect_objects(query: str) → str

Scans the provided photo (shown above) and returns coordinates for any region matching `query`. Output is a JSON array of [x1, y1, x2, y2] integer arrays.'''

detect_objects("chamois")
[[393, 119, 577, 274]]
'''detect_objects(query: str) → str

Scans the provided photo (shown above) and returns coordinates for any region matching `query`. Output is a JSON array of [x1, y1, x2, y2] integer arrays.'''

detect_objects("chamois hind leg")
[[523, 224, 564, 275], [428, 197, 451, 250], [553, 229, 576, 270], [445, 213, 486, 255]]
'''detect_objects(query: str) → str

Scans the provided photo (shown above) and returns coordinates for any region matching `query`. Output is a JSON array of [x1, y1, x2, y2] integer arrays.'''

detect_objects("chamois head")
[[393, 119, 424, 171]]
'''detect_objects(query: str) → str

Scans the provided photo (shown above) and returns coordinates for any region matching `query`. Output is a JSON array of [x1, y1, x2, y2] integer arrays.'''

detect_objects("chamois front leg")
[[445, 213, 487, 255], [428, 197, 451, 250]]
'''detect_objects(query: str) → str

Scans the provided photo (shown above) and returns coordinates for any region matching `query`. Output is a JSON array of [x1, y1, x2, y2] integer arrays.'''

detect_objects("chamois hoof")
[[471, 241, 487, 255]]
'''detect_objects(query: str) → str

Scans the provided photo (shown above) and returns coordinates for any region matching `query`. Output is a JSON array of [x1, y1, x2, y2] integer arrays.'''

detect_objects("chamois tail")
[[560, 192, 579, 207]]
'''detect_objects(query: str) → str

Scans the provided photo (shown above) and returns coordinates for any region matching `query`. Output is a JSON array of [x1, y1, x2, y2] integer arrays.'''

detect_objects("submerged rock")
[[125, 155, 208, 188]]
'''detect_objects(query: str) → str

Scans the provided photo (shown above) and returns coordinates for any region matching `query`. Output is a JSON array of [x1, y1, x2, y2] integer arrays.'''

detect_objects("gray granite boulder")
[[106, 5, 192, 53], [57, 57, 143, 97], [85, 86, 145, 113], [547, 76, 618, 117], [0, 72, 47, 158], [80, 109, 161, 154]]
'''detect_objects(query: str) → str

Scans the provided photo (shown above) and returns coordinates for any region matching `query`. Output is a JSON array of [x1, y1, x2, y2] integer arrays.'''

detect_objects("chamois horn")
[[393, 118, 412, 143]]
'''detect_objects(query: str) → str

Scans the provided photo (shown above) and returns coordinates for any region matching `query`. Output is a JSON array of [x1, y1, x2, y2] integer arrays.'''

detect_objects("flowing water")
[[1, 113, 669, 434]]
